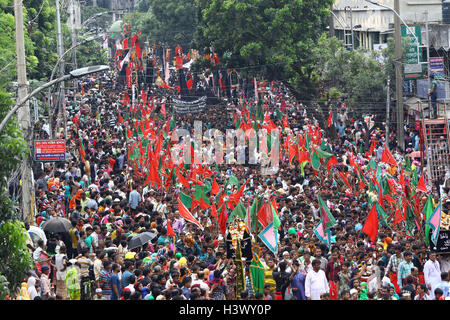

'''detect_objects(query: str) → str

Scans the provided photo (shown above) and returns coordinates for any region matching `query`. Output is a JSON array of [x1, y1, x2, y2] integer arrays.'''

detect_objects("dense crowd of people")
[[16, 68, 450, 301]]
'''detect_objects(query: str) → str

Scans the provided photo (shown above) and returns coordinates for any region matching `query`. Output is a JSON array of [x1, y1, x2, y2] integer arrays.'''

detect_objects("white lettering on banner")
[[172, 96, 207, 113]]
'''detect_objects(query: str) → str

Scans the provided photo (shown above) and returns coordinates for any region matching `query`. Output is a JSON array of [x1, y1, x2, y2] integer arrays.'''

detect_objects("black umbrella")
[[41, 217, 72, 233], [128, 232, 157, 250]]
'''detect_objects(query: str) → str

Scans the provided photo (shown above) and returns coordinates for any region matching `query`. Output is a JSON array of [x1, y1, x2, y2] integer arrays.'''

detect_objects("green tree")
[[0, 90, 33, 299], [124, 0, 197, 49], [193, 0, 333, 97]]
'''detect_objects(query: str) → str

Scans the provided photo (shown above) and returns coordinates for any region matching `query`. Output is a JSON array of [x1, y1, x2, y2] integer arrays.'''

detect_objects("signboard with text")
[[402, 25, 423, 80], [34, 140, 66, 162], [430, 57, 445, 80]]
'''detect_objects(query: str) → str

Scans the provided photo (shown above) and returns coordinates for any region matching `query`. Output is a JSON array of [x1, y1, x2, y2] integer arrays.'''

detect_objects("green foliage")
[[80, 5, 112, 32], [309, 34, 386, 121], [124, 0, 196, 49], [0, 91, 28, 186], [0, 273, 10, 300], [0, 88, 30, 298], [75, 38, 108, 67], [0, 219, 33, 297], [135, 0, 151, 13], [193, 0, 333, 98]]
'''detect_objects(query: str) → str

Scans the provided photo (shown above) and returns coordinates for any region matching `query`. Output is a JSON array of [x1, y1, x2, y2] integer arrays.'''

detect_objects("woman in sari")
[[65, 261, 81, 300], [69, 189, 83, 211]]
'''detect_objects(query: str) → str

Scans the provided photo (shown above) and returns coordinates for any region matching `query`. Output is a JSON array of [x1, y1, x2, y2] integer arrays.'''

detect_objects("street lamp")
[[47, 34, 104, 137], [365, 0, 420, 53], [0, 65, 109, 133]]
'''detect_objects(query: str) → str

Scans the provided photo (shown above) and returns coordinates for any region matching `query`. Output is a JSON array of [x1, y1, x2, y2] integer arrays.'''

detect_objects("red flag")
[[218, 204, 227, 236], [378, 184, 385, 210], [177, 168, 190, 189], [161, 103, 166, 119], [327, 110, 332, 127], [398, 171, 405, 187], [361, 203, 379, 243], [211, 203, 218, 220], [219, 74, 226, 91], [187, 73, 193, 90], [118, 114, 124, 123], [229, 179, 249, 205], [338, 170, 352, 191], [326, 156, 338, 175], [394, 207, 405, 225], [381, 144, 397, 167], [178, 198, 203, 230], [211, 178, 220, 195], [257, 203, 273, 228], [166, 218, 176, 237], [417, 173, 428, 193]]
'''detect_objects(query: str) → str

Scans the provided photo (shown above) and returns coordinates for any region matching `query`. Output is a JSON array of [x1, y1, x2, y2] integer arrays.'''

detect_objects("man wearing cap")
[[94, 288, 106, 300], [40, 265, 52, 300]]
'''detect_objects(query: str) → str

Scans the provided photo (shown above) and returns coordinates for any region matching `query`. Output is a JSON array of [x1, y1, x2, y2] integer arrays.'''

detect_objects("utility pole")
[[386, 76, 391, 149], [425, 10, 432, 117], [70, 0, 78, 69], [14, 0, 34, 224], [394, 0, 404, 151], [329, 5, 335, 37], [55, 0, 66, 139]]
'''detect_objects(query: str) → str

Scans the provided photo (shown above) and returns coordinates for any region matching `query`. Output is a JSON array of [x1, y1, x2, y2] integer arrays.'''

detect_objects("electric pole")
[[394, 0, 405, 151], [14, 0, 34, 224], [55, 0, 66, 139], [386, 76, 391, 149]]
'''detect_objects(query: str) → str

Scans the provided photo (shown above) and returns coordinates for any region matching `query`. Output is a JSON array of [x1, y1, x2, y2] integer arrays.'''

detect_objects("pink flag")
[[426, 200, 442, 246]]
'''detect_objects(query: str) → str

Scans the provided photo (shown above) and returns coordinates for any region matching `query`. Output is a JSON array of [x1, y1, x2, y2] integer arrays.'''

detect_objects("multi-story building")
[[331, 0, 443, 50]]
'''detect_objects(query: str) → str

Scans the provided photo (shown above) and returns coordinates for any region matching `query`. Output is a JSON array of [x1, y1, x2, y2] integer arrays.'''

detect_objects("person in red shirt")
[[325, 249, 342, 300]]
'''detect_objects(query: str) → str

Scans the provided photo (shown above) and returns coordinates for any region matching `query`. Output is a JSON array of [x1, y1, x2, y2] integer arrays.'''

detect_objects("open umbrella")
[[41, 217, 72, 233], [128, 232, 157, 250], [28, 226, 47, 246]]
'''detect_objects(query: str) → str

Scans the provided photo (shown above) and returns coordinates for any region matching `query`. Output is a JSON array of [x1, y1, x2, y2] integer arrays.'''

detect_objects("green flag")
[[249, 196, 262, 233], [226, 174, 240, 189], [227, 201, 247, 223], [180, 192, 193, 208], [368, 159, 377, 171], [311, 150, 321, 171], [405, 156, 411, 172], [318, 195, 336, 230], [271, 203, 281, 231], [315, 148, 333, 159], [423, 196, 434, 245], [375, 202, 390, 229]]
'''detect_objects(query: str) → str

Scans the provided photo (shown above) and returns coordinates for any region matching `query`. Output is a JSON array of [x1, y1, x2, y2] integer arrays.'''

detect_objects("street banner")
[[172, 96, 207, 113], [34, 140, 66, 162]]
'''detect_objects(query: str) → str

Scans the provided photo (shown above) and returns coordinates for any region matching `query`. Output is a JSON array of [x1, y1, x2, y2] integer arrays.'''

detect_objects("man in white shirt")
[[424, 252, 441, 299], [305, 259, 329, 300]]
